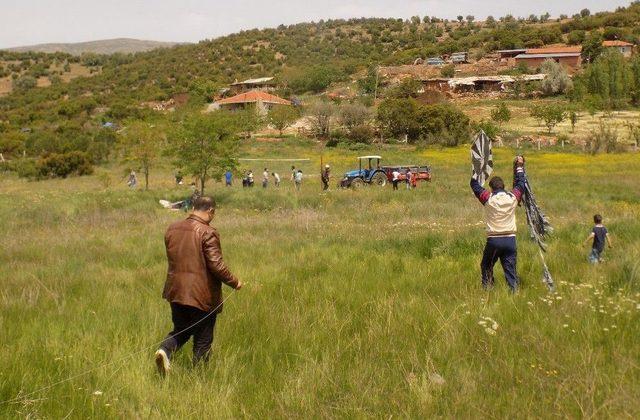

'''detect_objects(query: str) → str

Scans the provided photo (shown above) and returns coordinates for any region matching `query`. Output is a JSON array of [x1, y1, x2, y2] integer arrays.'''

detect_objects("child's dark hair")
[[489, 176, 505, 191], [594, 214, 603, 224]]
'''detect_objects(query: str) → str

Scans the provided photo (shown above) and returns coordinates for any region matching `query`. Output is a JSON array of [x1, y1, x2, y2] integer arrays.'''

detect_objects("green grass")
[[1, 144, 639, 418]]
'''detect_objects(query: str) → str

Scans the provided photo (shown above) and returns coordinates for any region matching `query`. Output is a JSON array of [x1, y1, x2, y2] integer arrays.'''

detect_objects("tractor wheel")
[[350, 178, 365, 189], [371, 172, 387, 187]]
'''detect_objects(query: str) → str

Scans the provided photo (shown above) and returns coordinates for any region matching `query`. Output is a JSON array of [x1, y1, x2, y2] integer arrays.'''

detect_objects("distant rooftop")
[[602, 40, 633, 47], [231, 77, 275, 86], [215, 90, 290, 105], [526, 46, 582, 54], [515, 53, 581, 59]]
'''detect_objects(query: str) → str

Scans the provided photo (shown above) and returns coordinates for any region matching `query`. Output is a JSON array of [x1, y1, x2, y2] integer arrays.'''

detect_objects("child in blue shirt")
[[584, 214, 612, 263]]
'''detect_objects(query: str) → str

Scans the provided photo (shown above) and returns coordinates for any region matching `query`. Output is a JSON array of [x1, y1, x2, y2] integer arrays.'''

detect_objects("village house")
[[229, 77, 276, 94], [208, 90, 291, 115], [420, 74, 546, 94], [602, 40, 634, 57], [515, 46, 582, 70]]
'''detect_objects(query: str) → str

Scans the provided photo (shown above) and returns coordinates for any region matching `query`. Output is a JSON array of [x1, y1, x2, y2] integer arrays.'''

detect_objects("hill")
[[4, 38, 184, 55], [1, 3, 640, 163]]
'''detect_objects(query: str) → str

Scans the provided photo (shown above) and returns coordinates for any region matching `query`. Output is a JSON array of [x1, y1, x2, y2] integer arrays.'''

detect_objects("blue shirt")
[[225, 171, 232, 182]]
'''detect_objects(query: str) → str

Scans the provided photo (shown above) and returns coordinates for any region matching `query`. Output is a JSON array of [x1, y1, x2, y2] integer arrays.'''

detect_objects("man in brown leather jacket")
[[155, 196, 242, 375]]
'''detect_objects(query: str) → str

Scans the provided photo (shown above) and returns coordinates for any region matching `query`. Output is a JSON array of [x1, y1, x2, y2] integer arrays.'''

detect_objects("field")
[[1, 142, 639, 418]]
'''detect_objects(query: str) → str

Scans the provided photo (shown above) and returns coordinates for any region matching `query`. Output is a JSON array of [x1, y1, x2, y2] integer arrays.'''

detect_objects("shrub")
[[472, 120, 499, 140], [36, 151, 94, 179], [585, 121, 620, 154], [440, 65, 455, 78], [347, 124, 374, 143], [540, 60, 573, 96], [530, 104, 567, 134]]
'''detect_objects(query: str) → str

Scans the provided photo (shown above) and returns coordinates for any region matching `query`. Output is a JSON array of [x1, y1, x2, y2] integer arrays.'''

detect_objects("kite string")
[[0, 289, 238, 406]]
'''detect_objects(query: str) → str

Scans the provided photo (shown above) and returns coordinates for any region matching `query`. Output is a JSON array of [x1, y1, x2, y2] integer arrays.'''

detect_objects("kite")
[[515, 160, 555, 292], [470, 130, 493, 186]]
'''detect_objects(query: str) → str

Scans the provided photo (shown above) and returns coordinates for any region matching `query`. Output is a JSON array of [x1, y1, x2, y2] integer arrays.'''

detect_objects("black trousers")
[[160, 302, 217, 365], [481, 236, 518, 291]]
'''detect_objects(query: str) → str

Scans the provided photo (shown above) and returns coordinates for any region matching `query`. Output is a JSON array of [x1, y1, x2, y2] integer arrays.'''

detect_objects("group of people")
[[153, 154, 613, 376], [391, 168, 417, 190], [234, 165, 308, 190]]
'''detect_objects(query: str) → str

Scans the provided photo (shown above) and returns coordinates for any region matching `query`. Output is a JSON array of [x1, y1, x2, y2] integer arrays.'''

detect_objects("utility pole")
[[374, 65, 380, 101]]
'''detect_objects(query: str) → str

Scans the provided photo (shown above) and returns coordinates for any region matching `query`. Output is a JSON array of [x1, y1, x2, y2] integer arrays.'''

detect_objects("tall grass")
[[0, 145, 639, 417]]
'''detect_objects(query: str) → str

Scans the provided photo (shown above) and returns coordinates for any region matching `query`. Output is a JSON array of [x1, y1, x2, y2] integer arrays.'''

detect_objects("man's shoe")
[[154, 349, 170, 376]]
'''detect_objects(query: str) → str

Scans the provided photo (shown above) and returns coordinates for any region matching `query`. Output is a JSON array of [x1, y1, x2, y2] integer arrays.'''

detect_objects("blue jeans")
[[481, 236, 518, 291], [589, 248, 602, 264]]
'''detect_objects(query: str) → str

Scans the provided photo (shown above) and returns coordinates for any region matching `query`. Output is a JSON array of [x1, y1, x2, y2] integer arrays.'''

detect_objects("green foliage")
[[530, 103, 567, 134], [440, 64, 455, 78], [0, 131, 26, 157], [471, 120, 499, 139], [386, 78, 422, 99], [539, 60, 573, 96], [573, 50, 635, 109], [268, 106, 299, 136], [169, 112, 239, 194], [581, 32, 604, 63], [35, 151, 93, 179], [236, 108, 263, 138], [567, 30, 586, 45], [490, 103, 511, 126], [306, 101, 335, 139], [12, 75, 37, 92], [585, 120, 620, 154], [377, 98, 469, 145], [285, 65, 344, 94], [119, 121, 165, 190]]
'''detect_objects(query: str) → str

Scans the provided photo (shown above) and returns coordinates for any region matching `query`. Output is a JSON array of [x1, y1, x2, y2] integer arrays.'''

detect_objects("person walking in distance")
[[224, 170, 232, 187], [392, 169, 400, 190], [155, 196, 243, 375], [294, 169, 303, 191], [321, 164, 331, 191], [405, 168, 412, 190], [262, 168, 269, 188], [272, 172, 281, 187]]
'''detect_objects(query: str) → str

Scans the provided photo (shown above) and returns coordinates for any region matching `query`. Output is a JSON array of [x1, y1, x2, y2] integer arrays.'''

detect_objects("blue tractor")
[[339, 155, 388, 188]]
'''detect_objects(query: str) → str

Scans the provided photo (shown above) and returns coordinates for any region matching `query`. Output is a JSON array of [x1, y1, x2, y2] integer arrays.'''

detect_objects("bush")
[[377, 98, 469, 145], [585, 121, 620, 154], [472, 120, 500, 139], [440, 65, 455, 78], [347, 124, 374, 143], [540, 60, 572, 96], [36, 151, 94, 179]]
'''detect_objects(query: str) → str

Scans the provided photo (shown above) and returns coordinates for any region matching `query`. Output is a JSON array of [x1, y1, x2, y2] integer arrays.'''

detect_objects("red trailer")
[[381, 165, 432, 185]]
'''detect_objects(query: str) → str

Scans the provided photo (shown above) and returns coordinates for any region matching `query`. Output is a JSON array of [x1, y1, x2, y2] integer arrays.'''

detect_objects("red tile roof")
[[602, 40, 634, 47], [216, 90, 291, 106], [526, 46, 582, 54]]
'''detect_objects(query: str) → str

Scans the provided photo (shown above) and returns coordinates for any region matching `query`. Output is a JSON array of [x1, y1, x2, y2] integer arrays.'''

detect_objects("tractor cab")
[[340, 155, 387, 188]]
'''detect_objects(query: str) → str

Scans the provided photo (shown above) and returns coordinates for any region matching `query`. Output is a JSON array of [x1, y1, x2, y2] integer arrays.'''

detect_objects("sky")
[[0, 0, 631, 48]]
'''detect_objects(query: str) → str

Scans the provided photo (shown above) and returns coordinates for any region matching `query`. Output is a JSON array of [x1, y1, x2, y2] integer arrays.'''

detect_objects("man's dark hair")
[[488, 176, 505, 191], [594, 214, 602, 224], [194, 196, 216, 211]]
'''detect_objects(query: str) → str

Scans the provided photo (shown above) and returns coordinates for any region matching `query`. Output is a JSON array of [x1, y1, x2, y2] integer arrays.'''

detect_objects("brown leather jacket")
[[162, 214, 239, 312]]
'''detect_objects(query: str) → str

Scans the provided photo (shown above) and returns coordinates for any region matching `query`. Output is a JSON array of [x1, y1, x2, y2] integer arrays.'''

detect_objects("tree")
[[12, 75, 37, 92], [539, 59, 573, 96], [457, 16, 464, 23], [569, 110, 579, 132], [491, 103, 511, 129], [440, 64, 455, 78], [268, 106, 299, 136], [339, 103, 372, 130], [540, 12, 551, 23], [170, 113, 239, 195], [582, 33, 604, 63], [307, 101, 334, 139], [580, 8, 591, 18], [466, 15, 475, 24], [236, 108, 263, 138], [530, 104, 567, 134], [119, 121, 165, 190]]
